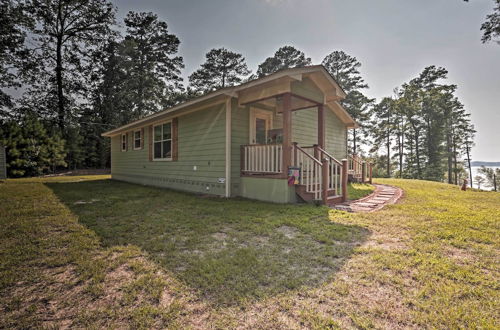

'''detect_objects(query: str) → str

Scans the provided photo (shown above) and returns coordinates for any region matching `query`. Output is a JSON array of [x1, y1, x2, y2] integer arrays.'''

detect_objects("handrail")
[[317, 146, 342, 166], [349, 154, 363, 165], [294, 144, 322, 166]]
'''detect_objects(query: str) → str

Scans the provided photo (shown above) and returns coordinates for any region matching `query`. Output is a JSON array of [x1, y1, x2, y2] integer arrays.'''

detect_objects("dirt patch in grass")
[[276, 225, 299, 239], [211, 232, 228, 241], [362, 232, 408, 250]]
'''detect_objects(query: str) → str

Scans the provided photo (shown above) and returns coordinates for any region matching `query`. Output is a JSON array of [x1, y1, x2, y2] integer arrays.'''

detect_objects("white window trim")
[[133, 129, 142, 150], [153, 120, 173, 161], [121, 133, 127, 152]]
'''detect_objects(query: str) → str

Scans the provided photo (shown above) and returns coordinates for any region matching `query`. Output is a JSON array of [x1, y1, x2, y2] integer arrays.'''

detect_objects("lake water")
[[470, 166, 498, 190]]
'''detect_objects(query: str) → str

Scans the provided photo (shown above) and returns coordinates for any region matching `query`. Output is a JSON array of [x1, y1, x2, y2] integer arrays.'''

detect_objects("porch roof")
[[102, 65, 358, 137]]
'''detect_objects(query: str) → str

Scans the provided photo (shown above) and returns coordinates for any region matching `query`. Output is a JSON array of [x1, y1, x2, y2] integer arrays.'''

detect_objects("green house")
[[103, 66, 364, 205]]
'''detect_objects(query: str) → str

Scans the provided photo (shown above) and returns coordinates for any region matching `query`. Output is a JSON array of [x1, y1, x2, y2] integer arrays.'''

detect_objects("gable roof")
[[102, 65, 357, 137]]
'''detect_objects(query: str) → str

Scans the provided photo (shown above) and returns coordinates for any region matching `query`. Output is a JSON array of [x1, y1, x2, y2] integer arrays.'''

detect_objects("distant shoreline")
[[470, 161, 500, 167]]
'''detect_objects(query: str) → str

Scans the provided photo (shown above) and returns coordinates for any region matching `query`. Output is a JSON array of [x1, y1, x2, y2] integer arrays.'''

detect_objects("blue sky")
[[115, 0, 500, 161]]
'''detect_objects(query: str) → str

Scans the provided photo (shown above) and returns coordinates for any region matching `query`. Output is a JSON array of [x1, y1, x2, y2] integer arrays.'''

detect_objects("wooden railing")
[[241, 144, 283, 174], [348, 154, 363, 179], [317, 146, 343, 197], [240, 143, 365, 205], [292, 144, 323, 200]]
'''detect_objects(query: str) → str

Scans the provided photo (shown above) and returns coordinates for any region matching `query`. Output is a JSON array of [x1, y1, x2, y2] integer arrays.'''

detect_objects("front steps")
[[295, 184, 343, 206]]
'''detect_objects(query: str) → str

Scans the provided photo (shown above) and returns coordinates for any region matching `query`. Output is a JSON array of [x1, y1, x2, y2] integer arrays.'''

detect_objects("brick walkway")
[[332, 184, 403, 213]]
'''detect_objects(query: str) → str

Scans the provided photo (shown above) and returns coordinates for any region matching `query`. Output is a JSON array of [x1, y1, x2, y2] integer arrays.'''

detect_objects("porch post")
[[282, 93, 292, 175], [322, 158, 329, 205], [362, 161, 366, 183], [317, 104, 325, 149], [369, 163, 373, 184], [341, 159, 348, 202]]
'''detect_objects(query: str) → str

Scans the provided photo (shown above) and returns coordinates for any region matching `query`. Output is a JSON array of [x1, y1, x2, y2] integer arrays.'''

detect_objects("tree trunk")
[[386, 132, 390, 177], [466, 143, 472, 188], [56, 0, 65, 131], [447, 120, 453, 184], [56, 38, 64, 130], [399, 117, 404, 178]]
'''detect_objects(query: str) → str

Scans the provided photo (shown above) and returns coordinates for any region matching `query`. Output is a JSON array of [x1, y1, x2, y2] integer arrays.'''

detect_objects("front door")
[[250, 109, 272, 144]]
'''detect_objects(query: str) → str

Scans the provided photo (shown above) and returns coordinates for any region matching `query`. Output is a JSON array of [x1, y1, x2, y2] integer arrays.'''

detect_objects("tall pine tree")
[[256, 46, 311, 77], [189, 48, 250, 94]]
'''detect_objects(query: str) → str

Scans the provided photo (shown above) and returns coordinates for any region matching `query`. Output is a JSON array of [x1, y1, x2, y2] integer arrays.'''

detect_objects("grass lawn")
[[1, 176, 499, 328], [347, 182, 375, 200]]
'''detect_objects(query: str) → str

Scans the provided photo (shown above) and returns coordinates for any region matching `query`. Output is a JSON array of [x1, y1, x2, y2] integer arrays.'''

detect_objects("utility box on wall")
[[0, 145, 6, 180]]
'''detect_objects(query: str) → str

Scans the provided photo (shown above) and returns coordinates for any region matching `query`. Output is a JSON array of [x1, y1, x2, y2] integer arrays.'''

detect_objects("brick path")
[[332, 184, 403, 213]]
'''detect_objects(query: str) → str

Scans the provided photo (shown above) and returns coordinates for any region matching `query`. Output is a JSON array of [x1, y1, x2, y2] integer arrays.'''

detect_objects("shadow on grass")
[[47, 179, 370, 307]]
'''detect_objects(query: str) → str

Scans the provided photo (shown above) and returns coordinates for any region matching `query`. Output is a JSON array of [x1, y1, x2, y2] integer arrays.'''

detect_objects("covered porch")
[[237, 84, 372, 205]]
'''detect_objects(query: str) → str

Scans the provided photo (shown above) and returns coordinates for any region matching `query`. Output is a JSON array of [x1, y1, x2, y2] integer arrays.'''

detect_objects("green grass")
[[46, 179, 367, 306], [1, 176, 499, 328], [347, 182, 375, 200]]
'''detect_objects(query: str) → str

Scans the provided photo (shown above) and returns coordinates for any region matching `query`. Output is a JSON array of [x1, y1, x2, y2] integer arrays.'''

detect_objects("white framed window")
[[153, 122, 172, 160], [133, 130, 142, 150], [121, 134, 127, 152]]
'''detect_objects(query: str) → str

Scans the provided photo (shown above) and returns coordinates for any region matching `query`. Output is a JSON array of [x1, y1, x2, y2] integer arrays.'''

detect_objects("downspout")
[[225, 98, 232, 198]]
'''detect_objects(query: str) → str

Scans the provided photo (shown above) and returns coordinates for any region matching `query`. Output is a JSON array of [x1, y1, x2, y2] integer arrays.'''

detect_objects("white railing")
[[241, 144, 283, 173], [292, 144, 323, 200], [318, 147, 343, 196], [349, 154, 363, 179]]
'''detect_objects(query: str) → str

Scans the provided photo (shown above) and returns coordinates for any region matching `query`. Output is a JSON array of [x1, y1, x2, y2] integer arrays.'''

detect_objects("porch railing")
[[241, 144, 283, 174], [317, 146, 343, 196], [292, 144, 323, 200], [348, 154, 363, 179]]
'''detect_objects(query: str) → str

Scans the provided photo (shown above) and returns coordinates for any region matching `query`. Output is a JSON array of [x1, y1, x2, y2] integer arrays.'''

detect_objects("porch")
[[238, 91, 372, 206]]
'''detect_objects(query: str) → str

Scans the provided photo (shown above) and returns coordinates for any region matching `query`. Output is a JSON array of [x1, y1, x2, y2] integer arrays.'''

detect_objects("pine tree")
[[0, 0, 31, 117], [342, 91, 373, 154], [0, 117, 67, 177], [120, 11, 184, 119], [23, 0, 116, 130], [189, 48, 250, 94], [370, 97, 396, 177], [322, 51, 371, 154], [478, 166, 500, 191], [322, 51, 368, 94], [256, 46, 312, 77]]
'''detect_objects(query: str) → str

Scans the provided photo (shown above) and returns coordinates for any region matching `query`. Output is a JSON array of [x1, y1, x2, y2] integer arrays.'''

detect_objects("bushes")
[[0, 117, 67, 177]]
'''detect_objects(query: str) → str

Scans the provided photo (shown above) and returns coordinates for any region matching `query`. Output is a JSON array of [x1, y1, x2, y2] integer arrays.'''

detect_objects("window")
[[134, 130, 141, 150], [153, 122, 172, 160], [121, 134, 127, 151]]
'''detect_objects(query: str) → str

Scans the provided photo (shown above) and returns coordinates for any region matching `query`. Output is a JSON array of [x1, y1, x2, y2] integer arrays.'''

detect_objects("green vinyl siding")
[[291, 78, 324, 104], [109, 76, 349, 201], [230, 100, 249, 196], [0, 146, 6, 179], [111, 104, 227, 196], [240, 177, 296, 203], [292, 107, 318, 146], [325, 108, 348, 160]]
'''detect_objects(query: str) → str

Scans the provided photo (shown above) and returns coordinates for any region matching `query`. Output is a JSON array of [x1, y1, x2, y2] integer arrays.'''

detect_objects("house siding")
[[0, 145, 6, 179], [230, 100, 249, 197], [111, 103, 227, 196], [109, 75, 350, 201], [325, 108, 348, 160]]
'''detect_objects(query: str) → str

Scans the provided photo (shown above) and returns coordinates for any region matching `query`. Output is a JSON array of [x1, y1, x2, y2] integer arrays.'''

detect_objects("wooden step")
[[295, 185, 339, 204], [326, 195, 343, 206]]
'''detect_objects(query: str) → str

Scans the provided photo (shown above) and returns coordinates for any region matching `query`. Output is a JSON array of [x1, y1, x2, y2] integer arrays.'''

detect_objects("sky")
[[114, 0, 499, 162]]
